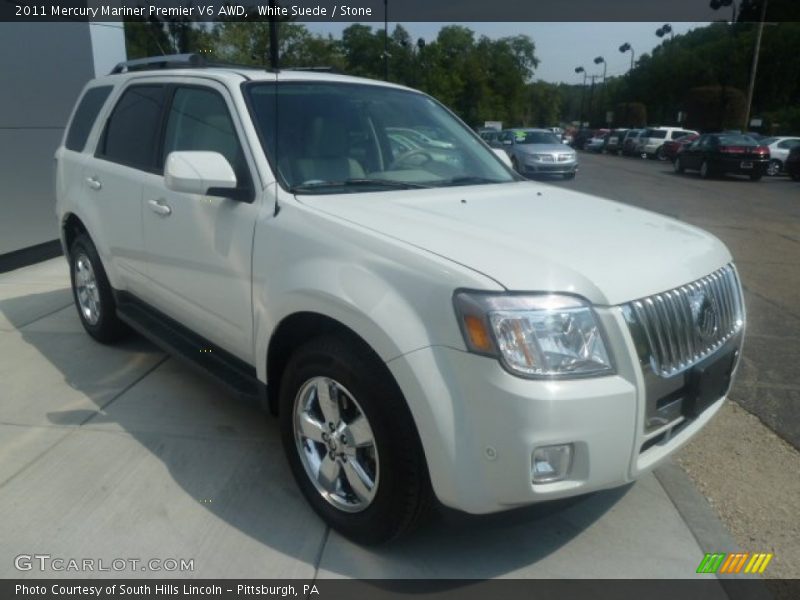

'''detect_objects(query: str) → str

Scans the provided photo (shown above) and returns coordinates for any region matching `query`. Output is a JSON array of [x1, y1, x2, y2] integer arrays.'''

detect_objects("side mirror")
[[492, 148, 513, 168], [165, 151, 237, 197]]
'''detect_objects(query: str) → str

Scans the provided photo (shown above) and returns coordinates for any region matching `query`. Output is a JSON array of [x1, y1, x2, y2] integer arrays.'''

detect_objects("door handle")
[[85, 176, 102, 191], [148, 199, 172, 217]]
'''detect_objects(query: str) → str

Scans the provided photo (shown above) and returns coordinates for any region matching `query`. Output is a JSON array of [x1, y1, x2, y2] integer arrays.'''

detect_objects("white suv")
[[55, 55, 745, 544], [636, 126, 698, 159]]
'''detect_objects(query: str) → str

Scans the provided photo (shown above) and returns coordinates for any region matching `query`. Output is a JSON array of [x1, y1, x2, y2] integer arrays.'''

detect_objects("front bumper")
[[520, 160, 578, 175], [388, 306, 736, 514]]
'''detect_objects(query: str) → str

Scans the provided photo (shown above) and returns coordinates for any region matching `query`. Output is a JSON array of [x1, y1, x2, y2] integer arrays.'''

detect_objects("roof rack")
[[109, 53, 273, 75], [110, 53, 205, 74]]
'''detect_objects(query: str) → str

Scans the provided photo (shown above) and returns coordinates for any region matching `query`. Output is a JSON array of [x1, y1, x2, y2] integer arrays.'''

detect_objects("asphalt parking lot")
[[0, 155, 794, 587]]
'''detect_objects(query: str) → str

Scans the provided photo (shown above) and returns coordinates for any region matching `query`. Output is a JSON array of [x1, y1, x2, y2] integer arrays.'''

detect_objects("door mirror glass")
[[165, 151, 237, 197]]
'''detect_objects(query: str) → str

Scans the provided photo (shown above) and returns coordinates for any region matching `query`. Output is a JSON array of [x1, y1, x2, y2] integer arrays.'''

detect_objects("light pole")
[[575, 66, 587, 127], [594, 56, 607, 125], [656, 24, 673, 41], [710, 0, 738, 130], [619, 43, 635, 126], [743, 0, 768, 131]]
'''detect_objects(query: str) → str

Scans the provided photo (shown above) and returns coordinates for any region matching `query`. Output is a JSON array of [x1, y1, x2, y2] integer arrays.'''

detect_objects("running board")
[[114, 291, 265, 406]]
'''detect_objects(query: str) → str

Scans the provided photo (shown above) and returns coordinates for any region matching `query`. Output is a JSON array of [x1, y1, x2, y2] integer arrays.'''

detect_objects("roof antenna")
[[268, 0, 280, 70]]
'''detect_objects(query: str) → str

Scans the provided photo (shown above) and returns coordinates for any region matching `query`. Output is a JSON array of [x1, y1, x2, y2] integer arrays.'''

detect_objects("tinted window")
[[100, 85, 166, 169], [66, 86, 113, 151], [162, 87, 249, 186], [644, 129, 667, 139]]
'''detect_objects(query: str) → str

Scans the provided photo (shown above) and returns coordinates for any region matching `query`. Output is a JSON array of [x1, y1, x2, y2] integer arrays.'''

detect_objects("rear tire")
[[279, 335, 431, 545], [674, 157, 685, 174], [700, 160, 712, 179], [69, 234, 130, 343], [656, 146, 666, 161]]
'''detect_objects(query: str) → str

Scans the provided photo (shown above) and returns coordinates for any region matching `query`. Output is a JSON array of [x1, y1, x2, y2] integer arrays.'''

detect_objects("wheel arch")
[[61, 212, 90, 258], [265, 311, 406, 418]]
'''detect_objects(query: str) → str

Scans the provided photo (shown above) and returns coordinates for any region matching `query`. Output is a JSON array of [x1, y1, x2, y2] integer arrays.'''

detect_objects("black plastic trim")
[[113, 290, 266, 407]]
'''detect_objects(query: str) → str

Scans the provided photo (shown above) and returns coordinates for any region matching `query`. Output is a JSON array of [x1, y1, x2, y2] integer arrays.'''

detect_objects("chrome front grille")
[[623, 264, 745, 377]]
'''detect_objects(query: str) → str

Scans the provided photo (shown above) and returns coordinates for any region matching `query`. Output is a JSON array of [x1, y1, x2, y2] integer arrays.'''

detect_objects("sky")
[[305, 22, 710, 84]]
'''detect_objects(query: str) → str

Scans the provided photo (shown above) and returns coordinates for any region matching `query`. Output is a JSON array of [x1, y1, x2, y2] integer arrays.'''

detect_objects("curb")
[[655, 460, 774, 600]]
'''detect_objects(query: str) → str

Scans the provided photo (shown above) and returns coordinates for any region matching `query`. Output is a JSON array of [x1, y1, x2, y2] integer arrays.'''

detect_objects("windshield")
[[512, 131, 562, 145], [244, 82, 515, 194]]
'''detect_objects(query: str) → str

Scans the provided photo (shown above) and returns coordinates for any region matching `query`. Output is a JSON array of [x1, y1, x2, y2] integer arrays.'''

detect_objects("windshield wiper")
[[290, 178, 430, 193], [437, 176, 507, 187]]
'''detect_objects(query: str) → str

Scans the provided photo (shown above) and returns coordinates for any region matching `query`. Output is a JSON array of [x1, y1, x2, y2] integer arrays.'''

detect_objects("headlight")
[[528, 153, 549, 162], [453, 292, 614, 378]]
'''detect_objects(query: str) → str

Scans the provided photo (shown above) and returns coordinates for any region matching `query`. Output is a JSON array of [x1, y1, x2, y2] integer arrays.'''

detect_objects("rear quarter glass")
[[65, 86, 113, 152]]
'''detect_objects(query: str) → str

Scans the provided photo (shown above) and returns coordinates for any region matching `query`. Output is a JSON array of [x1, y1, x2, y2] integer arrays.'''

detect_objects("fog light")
[[532, 444, 573, 483]]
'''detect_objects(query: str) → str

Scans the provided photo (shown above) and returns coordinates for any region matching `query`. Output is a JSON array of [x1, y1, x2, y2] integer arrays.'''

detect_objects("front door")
[[141, 83, 260, 362]]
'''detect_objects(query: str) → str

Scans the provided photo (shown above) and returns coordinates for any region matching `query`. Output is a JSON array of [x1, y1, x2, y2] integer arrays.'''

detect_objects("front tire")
[[700, 160, 712, 179], [69, 234, 129, 343], [279, 336, 431, 544]]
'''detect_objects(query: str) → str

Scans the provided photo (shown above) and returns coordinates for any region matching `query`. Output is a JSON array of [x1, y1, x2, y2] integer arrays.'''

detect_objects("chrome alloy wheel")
[[293, 376, 379, 513], [74, 253, 101, 325]]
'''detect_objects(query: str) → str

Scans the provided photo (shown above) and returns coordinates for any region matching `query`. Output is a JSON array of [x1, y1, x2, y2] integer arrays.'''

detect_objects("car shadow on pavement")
[[1, 286, 631, 580]]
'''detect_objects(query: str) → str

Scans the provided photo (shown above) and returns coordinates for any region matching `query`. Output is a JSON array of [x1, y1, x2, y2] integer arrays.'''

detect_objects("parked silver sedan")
[[499, 128, 578, 179]]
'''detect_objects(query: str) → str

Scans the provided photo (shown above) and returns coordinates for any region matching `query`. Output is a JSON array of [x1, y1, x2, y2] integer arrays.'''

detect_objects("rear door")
[[85, 84, 169, 292], [140, 81, 260, 362]]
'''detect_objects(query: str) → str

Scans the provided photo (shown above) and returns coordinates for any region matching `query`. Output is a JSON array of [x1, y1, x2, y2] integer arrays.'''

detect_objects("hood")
[[515, 144, 571, 154], [298, 181, 732, 306]]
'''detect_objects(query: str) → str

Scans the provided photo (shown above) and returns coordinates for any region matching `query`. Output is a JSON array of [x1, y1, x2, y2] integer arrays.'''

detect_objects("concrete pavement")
[[0, 258, 732, 585]]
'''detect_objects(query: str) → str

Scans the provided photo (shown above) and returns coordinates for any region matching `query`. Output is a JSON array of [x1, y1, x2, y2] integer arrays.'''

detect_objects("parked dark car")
[[621, 129, 644, 156], [786, 146, 800, 181], [673, 133, 770, 180], [663, 133, 699, 161], [605, 129, 629, 154], [571, 128, 594, 150]]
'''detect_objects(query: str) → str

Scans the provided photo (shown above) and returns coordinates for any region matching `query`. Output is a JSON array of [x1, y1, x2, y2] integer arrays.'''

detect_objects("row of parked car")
[[574, 126, 800, 181]]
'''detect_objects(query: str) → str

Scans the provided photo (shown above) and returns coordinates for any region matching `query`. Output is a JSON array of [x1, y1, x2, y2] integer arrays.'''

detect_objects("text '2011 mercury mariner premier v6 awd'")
[[55, 54, 745, 544]]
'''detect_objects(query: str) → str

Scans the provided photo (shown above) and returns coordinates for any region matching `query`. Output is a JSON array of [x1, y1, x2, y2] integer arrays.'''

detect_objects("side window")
[[65, 86, 113, 151], [778, 139, 800, 149], [162, 87, 249, 187], [99, 85, 166, 170]]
